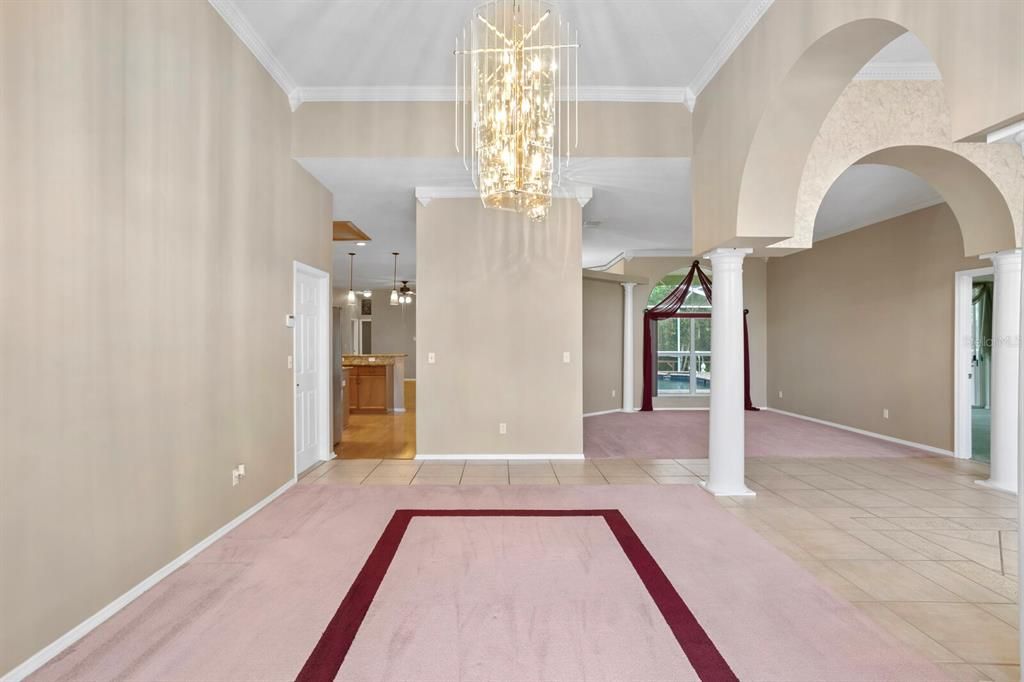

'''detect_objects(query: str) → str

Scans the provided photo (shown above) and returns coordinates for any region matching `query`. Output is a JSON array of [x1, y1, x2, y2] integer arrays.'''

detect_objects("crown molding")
[[578, 87, 691, 105], [295, 86, 452, 103], [415, 186, 593, 208], [624, 249, 694, 260], [854, 62, 942, 81], [687, 0, 775, 101], [291, 85, 693, 108], [986, 120, 1024, 148], [207, 0, 301, 110]]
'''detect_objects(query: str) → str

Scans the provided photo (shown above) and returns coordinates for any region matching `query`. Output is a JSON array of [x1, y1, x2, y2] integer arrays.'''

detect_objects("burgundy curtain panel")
[[640, 261, 758, 412]]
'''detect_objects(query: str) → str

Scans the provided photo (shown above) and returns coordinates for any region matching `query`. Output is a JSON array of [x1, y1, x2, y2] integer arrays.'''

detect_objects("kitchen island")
[[341, 353, 407, 414]]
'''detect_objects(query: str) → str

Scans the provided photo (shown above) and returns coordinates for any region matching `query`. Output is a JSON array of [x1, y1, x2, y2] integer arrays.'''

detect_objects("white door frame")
[[293, 261, 332, 480], [953, 266, 994, 459]]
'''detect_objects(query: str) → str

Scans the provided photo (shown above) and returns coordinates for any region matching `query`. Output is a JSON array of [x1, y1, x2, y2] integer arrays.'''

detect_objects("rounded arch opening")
[[811, 145, 1016, 256], [736, 18, 942, 245]]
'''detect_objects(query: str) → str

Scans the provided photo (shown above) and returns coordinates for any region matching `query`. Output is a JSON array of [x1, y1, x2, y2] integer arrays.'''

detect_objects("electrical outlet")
[[427, 352, 436, 364], [882, 408, 889, 419], [232, 468, 241, 486], [499, 422, 507, 435], [778, 390, 783, 399]]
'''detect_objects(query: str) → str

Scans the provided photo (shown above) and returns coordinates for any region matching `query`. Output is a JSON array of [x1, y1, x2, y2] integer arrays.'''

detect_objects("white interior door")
[[294, 263, 329, 475]]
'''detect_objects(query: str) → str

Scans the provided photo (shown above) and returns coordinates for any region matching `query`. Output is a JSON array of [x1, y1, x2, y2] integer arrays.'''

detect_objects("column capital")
[[620, 281, 637, 291], [981, 249, 1022, 270], [703, 247, 753, 263]]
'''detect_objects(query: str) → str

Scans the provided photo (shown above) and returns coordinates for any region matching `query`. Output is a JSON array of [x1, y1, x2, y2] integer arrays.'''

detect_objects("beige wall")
[[692, 0, 1024, 254], [336, 290, 417, 378], [416, 199, 582, 455], [0, 1, 332, 675], [293, 101, 691, 158], [582, 278, 623, 414], [620, 257, 768, 411], [767, 204, 983, 451]]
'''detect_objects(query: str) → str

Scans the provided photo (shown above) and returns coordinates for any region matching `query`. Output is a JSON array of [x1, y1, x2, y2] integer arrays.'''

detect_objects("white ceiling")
[[227, 0, 758, 99], [813, 165, 943, 242], [217, 2, 944, 285], [867, 32, 933, 64]]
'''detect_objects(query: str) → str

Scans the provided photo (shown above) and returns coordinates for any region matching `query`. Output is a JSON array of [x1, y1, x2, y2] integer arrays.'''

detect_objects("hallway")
[[337, 381, 416, 459]]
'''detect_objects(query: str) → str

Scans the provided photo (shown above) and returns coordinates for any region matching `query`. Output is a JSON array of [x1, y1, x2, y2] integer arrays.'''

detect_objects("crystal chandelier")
[[455, 0, 579, 222]]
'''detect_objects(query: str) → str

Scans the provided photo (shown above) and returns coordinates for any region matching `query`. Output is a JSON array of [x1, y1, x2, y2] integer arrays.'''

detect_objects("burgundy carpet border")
[[296, 509, 738, 682]]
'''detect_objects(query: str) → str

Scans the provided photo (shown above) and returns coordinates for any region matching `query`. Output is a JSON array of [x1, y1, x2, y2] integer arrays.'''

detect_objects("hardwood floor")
[[336, 380, 416, 459]]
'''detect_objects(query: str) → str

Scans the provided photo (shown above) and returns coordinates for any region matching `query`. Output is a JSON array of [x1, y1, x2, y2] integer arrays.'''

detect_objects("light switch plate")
[[287, 355, 293, 369], [562, 351, 571, 364], [428, 352, 436, 364]]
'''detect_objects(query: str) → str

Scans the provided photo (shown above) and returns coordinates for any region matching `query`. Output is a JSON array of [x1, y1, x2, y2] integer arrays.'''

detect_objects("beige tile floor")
[[299, 455, 1019, 681]]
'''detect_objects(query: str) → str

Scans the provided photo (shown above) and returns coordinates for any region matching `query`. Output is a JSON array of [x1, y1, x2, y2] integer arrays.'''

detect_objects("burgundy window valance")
[[641, 260, 758, 412]]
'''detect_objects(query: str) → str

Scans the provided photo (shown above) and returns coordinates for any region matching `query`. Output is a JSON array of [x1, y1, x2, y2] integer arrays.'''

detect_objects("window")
[[652, 284, 711, 395]]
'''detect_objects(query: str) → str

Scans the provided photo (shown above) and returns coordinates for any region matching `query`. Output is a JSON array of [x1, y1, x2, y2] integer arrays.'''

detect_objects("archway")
[[802, 146, 1017, 256], [691, 2, 1024, 255], [802, 158, 1019, 493], [736, 19, 910, 247]]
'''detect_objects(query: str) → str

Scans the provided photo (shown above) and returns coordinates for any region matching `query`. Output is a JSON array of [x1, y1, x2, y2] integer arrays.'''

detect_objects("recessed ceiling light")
[[356, 241, 367, 246]]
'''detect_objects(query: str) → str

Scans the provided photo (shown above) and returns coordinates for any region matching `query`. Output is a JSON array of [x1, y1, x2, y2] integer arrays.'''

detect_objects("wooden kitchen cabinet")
[[350, 365, 390, 413]]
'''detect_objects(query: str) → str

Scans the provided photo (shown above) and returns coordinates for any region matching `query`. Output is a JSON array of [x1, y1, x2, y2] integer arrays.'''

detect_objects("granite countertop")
[[341, 354, 407, 366]]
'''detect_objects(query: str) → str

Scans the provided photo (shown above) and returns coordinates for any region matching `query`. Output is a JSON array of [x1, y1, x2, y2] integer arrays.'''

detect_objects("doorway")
[[293, 262, 331, 477], [953, 266, 994, 461], [350, 318, 372, 354]]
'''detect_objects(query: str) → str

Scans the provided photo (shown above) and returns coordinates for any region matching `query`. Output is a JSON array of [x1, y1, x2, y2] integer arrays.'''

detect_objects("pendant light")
[[346, 252, 357, 305], [389, 252, 400, 306]]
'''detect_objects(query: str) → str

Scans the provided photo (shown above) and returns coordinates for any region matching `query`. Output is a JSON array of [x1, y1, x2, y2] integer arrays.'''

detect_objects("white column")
[[977, 249, 1021, 493], [704, 248, 754, 496], [622, 282, 636, 412]]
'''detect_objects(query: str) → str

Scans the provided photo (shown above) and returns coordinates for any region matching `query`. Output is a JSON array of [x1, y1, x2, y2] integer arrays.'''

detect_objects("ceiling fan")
[[398, 281, 415, 305]]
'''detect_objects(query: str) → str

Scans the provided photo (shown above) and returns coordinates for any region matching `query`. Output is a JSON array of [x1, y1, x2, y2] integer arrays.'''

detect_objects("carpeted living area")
[[585, 409, 937, 460], [33, 484, 945, 681]]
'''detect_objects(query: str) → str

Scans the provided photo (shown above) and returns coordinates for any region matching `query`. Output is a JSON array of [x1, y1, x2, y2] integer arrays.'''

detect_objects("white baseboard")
[[416, 453, 585, 461], [764, 407, 954, 457], [583, 409, 622, 418], [2, 479, 296, 682], [392, 408, 406, 414]]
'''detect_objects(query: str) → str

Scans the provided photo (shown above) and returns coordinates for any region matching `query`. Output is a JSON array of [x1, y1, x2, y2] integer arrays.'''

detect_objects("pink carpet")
[[32, 485, 947, 682], [584, 409, 935, 459]]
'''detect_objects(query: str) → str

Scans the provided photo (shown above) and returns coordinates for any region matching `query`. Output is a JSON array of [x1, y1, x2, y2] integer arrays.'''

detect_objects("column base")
[[975, 478, 1018, 495], [700, 481, 756, 497]]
